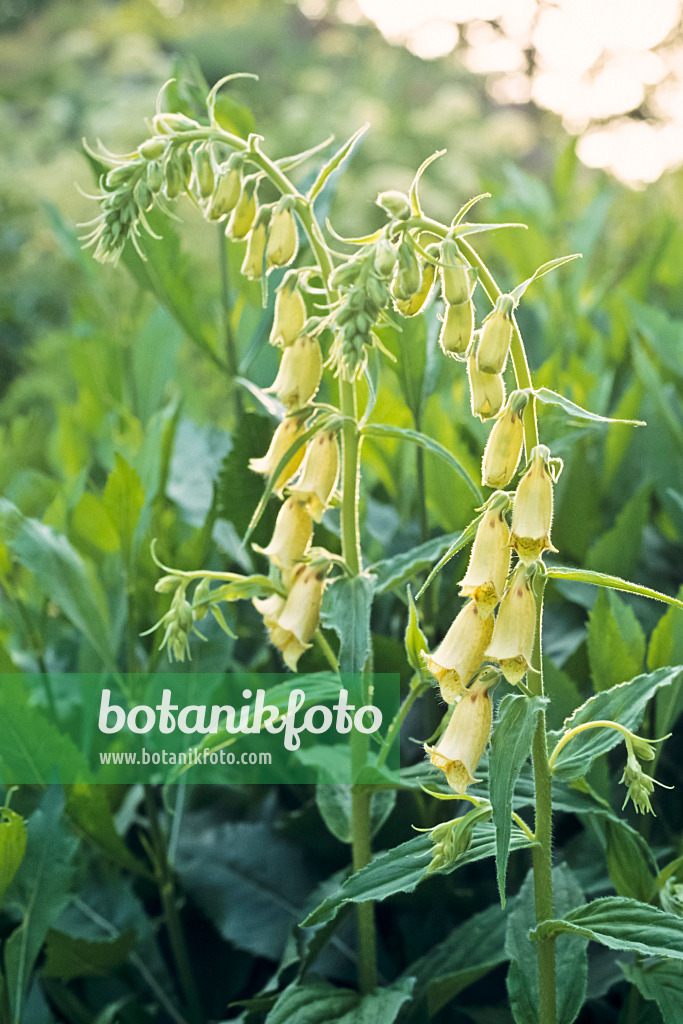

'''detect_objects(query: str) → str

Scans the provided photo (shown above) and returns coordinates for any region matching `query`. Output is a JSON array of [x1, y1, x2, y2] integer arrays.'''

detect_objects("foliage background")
[[0, 1, 682, 1022]]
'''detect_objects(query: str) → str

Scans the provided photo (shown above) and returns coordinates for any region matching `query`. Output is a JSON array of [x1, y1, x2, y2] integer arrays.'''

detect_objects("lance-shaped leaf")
[[265, 976, 414, 1024], [308, 124, 369, 202], [621, 958, 683, 1024], [546, 567, 683, 612], [533, 387, 645, 427], [362, 423, 482, 500], [416, 518, 480, 600], [320, 574, 375, 674], [531, 897, 683, 959], [548, 667, 681, 782], [489, 694, 547, 905], [509, 254, 582, 305], [369, 528, 472, 595]]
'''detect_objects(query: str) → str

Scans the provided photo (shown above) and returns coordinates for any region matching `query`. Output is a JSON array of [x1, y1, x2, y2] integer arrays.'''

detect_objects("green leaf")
[[0, 809, 27, 904], [506, 865, 587, 1024], [586, 485, 651, 578], [369, 529, 472, 595], [548, 667, 681, 782], [102, 454, 145, 562], [532, 897, 683, 959], [415, 518, 480, 600], [302, 823, 535, 928], [489, 694, 547, 904], [405, 901, 510, 1018], [64, 785, 146, 876], [0, 499, 114, 668], [320, 574, 375, 674], [131, 306, 182, 425], [621, 957, 683, 1024], [602, 816, 656, 902], [546, 566, 683, 613], [71, 493, 119, 554], [647, 586, 683, 671], [363, 423, 482, 501], [216, 413, 276, 536], [307, 123, 369, 202], [265, 977, 414, 1024], [533, 387, 645, 427], [3, 788, 78, 1023], [510, 254, 582, 304], [586, 589, 645, 691], [315, 786, 396, 844], [42, 929, 135, 979]]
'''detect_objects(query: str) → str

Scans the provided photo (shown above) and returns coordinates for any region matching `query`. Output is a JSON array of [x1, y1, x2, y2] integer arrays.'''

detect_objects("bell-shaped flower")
[[254, 497, 312, 570], [288, 430, 339, 520], [266, 203, 298, 269], [440, 239, 474, 305], [459, 493, 511, 618], [271, 275, 306, 347], [439, 300, 474, 358], [482, 389, 529, 488], [476, 293, 514, 375], [510, 444, 557, 563], [425, 667, 498, 794], [207, 165, 241, 220], [467, 349, 505, 420], [269, 563, 327, 671], [267, 335, 322, 410], [227, 181, 257, 239], [424, 600, 494, 704], [240, 209, 270, 280], [249, 415, 307, 495], [253, 593, 286, 631], [486, 562, 537, 684]]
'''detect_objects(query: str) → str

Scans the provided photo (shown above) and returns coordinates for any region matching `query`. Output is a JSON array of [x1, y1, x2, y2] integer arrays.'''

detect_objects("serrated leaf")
[[302, 823, 535, 928], [216, 413, 275, 536], [489, 694, 547, 904], [506, 865, 587, 1024], [320, 574, 375, 674], [315, 785, 396, 844], [548, 667, 681, 782], [42, 928, 135, 979], [363, 423, 482, 501], [621, 957, 683, 1024], [368, 529, 472, 595], [265, 976, 414, 1024], [602, 815, 656, 902], [0, 499, 114, 667], [308, 123, 369, 203], [532, 897, 683, 959], [586, 589, 645, 691], [533, 386, 645, 426], [3, 788, 78, 1022]]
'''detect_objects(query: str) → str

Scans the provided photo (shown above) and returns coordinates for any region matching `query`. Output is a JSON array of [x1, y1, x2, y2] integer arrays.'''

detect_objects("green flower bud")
[[394, 260, 436, 317], [467, 350, 505, 420], [178, 148, 193, 187], [439, 300, 474, 358], [192, 578, 211, 621], [207, 166, 242, 220], [146, 160, 163, 193], [155, 574, 183, 594], [194, 147, 215, 200], [377, 190, 411, 220], [105, 165, 136, 189], [138, 137, 167, 161], [241, 210, 270, 280], [477, 294, 515, 375], [227, 182, 257, 240], [330, 260, 361, 289], [404, 586, 429, 674], [134, 179, 154, 212], [271, 276, 306, 347], [153, 112, 200, 135], [266, 204, 298, 270], [164, 154, 183, 200], [440, 238, 474, 305], [392, 239, 421, 300]]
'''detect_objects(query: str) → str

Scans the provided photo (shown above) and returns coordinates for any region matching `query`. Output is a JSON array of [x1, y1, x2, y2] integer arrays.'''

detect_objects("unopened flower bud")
[[510, 444, 557, 564], [227, 181, 257, 239], [477, 294, 515, 375], [394, 260, 436, 317], [195, 147, 215, 199], [164, 155, 183, 200], [153, 112, 200, 135], [439, 301, 474, 358], [481, 390, 529, 488], [270, 563, 327, 671], [404, 586, 429, 674], [134, 179, 154, 212], [266, 203, 298, 269], [192, 577, 211, 621], [155, 574, 183, 594], [207, 166, 242, 220], [179, 148, 193, 187], [392, 240, 421, 301], [440, 239, 474, 305], [620, 749, 656, 815], [424, 600, 494, 704], [146, 160, 164, 193], [467, 350, 505, 420], [288, 430, 339, 520], [255, 497, 312, 570], [330, 260, 361, 289], [105, 165, 136, 189], [241, 211, 270, 280], [377, 190, 411, 220], [459, 494, 511, 618], [425, 669, 498, 794], [139, 137, 167, 161], [249, 416, 307, 494], [486, 562, 537, 684], [271, 276, 307, 347], [267, 334, 322, 409]]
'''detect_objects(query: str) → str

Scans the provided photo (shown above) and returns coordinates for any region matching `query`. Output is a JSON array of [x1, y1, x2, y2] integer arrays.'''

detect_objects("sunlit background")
[[299, 0, 683, 184]]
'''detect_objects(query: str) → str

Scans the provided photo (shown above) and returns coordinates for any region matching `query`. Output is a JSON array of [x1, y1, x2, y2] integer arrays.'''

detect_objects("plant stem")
[[217, 224, 241, 418], [144, 786, 204, 1024], [351, 787, 378, 993]]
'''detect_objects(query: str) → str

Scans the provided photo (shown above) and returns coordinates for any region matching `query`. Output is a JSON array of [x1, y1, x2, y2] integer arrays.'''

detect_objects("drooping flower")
[[271, 275, 306, 347], [227, 181, 257, 239], [269, 563, 327, 671], [241, 208, 271, 280], [266, 202, 298, 269], [477, 293, 514, 375], [249, 416, 307, 495], [481, 390, 529, 488], [267, 335, 322, 409], [254, 497, 312, 570], [467, 349, 505, 420], [510, 444, 558, 563], [424, 600, 494, 704], [486, 562, 538, 684], [459, 492, 512, 618], [425, 668, 499, 794], [287, 430, 339, 521], [439, 300, 474, 358]]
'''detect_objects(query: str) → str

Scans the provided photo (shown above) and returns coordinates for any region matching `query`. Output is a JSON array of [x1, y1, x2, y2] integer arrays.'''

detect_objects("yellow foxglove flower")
[[266, 205, 298, 269], [440, 239, 474, 305], [207, 166, 241, 220], [459, 493, 511, 618], [254, 497, 312, 570], [270, 563, 327, 671], [288, 430, 339, 521], [510, 444, 557, 563], [424, 600, 494, 704], [425, 668, 498, 794], [253, 593, 286, 631], [477, 294, 514, 375], [271, 277, 306, 347], [467, 349, 505, 420], [267, 335, 322, 409], [227, 182, 257, 239], [249, 416, 307, 495], [439, 300, 474, 358], [241, 211, 270, 280], [486, 562, 537, 684], [481, 390, 529, 488], [394, 260, 436, 317]]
